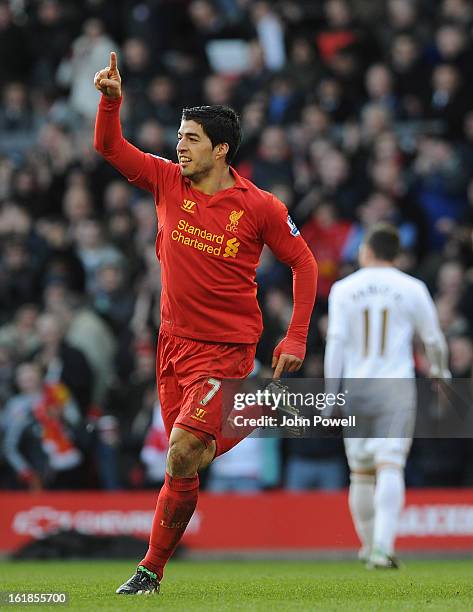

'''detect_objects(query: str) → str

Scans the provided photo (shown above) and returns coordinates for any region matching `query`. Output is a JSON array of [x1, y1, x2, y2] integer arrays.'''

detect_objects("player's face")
[[177, 120, 215, 181]]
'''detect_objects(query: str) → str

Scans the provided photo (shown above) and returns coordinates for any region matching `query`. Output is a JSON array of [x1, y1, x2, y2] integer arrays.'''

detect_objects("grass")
[[0, 559, 472, 611]]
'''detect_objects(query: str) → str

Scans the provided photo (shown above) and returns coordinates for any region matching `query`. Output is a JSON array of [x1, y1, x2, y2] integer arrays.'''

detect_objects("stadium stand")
[[0, 0, 472, 490]]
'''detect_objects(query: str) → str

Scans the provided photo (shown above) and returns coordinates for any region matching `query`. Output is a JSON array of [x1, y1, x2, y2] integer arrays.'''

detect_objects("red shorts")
[[157, 330, 256, 454]]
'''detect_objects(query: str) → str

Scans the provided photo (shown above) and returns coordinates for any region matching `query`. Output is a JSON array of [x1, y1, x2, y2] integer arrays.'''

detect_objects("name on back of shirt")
[[351, 284, 402, 302]]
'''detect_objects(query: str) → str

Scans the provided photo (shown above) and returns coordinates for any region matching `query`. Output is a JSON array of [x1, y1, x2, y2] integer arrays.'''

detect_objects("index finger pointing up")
[[110, 51, 117, 71]]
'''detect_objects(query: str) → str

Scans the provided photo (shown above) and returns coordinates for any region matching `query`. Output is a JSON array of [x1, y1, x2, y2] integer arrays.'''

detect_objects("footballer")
[[325, 224, 450, 568], [94, 52, 317, 594]]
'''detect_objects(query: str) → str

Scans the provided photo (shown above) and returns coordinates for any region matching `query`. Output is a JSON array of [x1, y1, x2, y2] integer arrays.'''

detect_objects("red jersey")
[[95, 96, 317, 346]]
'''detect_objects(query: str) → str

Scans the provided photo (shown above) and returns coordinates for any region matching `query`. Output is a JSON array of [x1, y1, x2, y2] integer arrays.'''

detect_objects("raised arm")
[[93, 52, 158, 193]]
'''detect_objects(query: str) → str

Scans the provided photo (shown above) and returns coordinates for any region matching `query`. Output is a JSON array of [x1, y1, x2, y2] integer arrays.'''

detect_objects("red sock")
[[140, 472, 199, 580]]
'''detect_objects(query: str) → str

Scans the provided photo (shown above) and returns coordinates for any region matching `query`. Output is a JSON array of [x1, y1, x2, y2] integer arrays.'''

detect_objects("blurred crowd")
[[1, 0, 473, 492]]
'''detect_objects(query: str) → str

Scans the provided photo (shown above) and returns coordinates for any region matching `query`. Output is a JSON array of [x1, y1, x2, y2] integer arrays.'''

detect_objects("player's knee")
[[198, 441, 216, 471], [350, 470, 376, 482], [167, 431, 205, 476], [167, 442, 199, 476]]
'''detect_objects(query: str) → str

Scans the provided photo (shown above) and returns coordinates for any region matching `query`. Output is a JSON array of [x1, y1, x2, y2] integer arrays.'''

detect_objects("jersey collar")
[[183, 166, 249, 192], [229, 166, 249, 190]]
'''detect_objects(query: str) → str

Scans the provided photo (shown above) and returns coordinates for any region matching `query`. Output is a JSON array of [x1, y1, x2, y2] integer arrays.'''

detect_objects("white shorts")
[[344, 436, 412, 471]]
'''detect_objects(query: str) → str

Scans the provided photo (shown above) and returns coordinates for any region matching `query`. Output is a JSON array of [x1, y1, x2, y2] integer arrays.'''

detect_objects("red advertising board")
[[0, 490, 472, 554]]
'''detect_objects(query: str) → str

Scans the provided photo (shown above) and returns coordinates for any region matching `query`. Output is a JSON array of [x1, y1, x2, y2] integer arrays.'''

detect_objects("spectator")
[[0, 344, 14, 407], [106, 209, 138, 265], [360, 103, 393, 145], [135, 120, 174, 161], [342, 192, 417, 262], [29, 0, 73, 87], [449, 334, 473, 377], [441, 0, 473, 26], [0, 83, 35, 133], [300, 104, 332, 143], [0, 304, 40, 361], [434, 24, 473, 80], [103, 180, 132, 213], [0, 0, 471, 491], [202, 74, 234, 107], [285, 437, 347, 491], [234, 40, 271, 107], [121, 37, 153, 101], [32, 312, 94, 415], [427, 64, 469, 138], [73, 217, 124, 296], [140, 402, 168, 489], [313, 147, 359, 219], [105, 331, 156, 486], [44, 286, 116, 407], [267, 75, 300, 125], [285, 37, 321, 95], [93, 262, 135, 334], [252, 126, 293, 190], [38, 216, 86, 293], [3, 376, 86, 490], [63, 185, 94, 224], [207, 437, 266, 493], [56, 18, 117, 120], [1, 362, 44, 489], [0, 2, 30, 84], [317, 0, 357, 65], [364, 64, 399, 117], [143, 76, 181, 128], [250, 1, 286, 71], [301, 200, 352, 301], [382, 0, 427, 46], [315, 77, 354, 123], [413, 135, 469, 248], [389, 34, 430, 118], [0, 238, 41, 319]]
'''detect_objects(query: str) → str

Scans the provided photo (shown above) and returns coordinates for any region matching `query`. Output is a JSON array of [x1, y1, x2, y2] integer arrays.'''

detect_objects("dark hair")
[[181, 105, 241, 164], [364, 222, 400, 261]]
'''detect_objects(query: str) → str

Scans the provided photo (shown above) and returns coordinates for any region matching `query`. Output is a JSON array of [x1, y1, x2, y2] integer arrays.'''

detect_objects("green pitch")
[[1, 559, 472, 611]]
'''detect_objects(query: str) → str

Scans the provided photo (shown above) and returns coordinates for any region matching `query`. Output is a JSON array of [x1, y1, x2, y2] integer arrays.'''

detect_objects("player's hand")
[[272, 353, 303, 379], [94, 51, 121, 99], [272, 337, 304, 379], [428, 365, 452, 381]]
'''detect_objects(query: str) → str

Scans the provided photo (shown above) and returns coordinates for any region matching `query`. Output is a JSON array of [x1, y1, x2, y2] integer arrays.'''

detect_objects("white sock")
[[349, 473, 375, 554], [373, 466, 405, 556]]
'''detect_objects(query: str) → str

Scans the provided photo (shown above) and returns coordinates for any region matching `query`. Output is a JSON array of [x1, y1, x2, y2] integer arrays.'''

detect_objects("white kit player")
[[324, 223, 450, 568]]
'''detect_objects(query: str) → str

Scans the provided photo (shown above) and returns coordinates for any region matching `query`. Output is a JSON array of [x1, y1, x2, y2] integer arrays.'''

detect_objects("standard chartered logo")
[[171, 219, 240, 259], [223, 237, 240, 258]]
